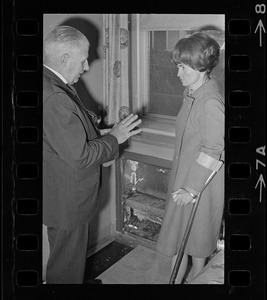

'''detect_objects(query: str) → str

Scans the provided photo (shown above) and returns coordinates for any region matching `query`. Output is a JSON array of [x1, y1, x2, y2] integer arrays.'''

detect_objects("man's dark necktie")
[[66, 83, 100, 129], [66, 83, 80, 99]]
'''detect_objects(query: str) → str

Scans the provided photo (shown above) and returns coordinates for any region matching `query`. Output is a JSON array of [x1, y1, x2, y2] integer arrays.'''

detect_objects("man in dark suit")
[[43, 25, 141, 284]]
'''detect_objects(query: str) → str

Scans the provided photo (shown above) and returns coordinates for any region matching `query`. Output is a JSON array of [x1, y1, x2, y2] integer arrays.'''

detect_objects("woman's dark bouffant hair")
[[171, 32, 220, 74]]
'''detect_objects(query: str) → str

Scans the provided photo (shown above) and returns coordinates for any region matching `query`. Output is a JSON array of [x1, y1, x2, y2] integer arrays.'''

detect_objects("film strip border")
[[225, 6, 266, 295], [2, 4, 265, 299], [10, 17, 42, 291]]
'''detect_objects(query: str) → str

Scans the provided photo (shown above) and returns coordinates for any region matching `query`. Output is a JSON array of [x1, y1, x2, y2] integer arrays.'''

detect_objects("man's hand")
[[100, 129, 111, 136], [109, 114, 142, 144]]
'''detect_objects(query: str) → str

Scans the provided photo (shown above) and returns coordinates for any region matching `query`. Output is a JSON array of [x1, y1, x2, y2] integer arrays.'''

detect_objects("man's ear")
[[61, 53, 69, 66]]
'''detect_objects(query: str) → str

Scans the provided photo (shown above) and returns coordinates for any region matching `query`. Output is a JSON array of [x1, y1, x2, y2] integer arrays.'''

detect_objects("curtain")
[[103, 14, 130, 126]]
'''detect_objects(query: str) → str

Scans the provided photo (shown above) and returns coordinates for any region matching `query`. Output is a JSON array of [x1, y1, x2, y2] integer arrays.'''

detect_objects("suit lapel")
[[43, 66, 100, 138], [65, 84, 100, 136]]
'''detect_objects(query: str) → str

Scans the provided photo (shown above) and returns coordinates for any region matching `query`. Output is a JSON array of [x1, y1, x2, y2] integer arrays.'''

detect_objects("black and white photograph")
[[2, 2, 265, 299], [42, 13, 225, 285]]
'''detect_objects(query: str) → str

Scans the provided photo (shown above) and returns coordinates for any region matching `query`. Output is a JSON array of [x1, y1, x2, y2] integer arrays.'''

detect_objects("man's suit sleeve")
[[44, 92, 119, 170], [183, 97, 224, 194]]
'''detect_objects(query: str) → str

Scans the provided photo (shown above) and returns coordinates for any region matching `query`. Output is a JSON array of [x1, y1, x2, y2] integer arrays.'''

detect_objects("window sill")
[[141, 115, 175, 133], [133, 115, 175, 148]]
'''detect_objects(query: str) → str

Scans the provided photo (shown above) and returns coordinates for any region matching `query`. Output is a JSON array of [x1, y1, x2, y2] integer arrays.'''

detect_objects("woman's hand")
[[172, 189, 197, 206]]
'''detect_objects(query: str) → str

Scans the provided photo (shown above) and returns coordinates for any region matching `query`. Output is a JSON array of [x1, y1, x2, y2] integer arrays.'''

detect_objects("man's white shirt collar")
[[44, 64, 68, 85]]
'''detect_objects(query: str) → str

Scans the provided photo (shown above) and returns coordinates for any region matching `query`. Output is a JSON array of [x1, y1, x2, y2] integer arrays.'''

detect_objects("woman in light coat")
[[156, 32, 224, 284]]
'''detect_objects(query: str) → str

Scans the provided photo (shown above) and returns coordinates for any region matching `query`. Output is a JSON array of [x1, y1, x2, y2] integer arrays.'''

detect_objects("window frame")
[[130, 14, 176, 141], [130, 13, 225, 144]]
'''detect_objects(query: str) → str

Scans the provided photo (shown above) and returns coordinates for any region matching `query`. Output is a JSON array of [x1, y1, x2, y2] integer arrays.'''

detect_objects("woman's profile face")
[[176, 63, 202, 88]]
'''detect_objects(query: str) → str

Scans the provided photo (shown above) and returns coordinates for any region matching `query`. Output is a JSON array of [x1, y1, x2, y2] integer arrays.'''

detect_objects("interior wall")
[[43, 14, 116, 274]]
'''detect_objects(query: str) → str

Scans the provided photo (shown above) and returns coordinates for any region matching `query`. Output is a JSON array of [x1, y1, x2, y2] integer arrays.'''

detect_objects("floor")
[[84, 239, 224, 284], [83, 241, 134, 281], [96, 244, 172, 284]]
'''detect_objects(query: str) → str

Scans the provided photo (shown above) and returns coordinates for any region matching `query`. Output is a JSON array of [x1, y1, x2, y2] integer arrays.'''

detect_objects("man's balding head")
[[44, 26, 90, 84]]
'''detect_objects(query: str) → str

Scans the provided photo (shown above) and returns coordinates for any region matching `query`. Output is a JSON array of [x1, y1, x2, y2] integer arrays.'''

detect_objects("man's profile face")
[[65, 40, 90, 85]]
